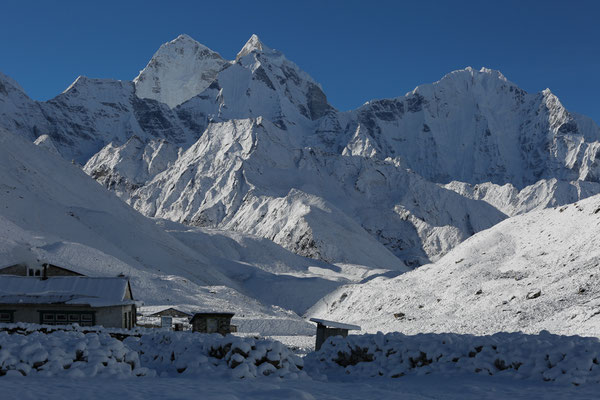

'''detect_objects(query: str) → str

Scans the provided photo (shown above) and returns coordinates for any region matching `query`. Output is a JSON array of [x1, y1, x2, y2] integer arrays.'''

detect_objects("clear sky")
[[1, 0, 598, 123]]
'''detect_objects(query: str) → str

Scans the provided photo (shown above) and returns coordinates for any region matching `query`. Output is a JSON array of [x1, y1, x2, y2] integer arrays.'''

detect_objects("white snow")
[[0, 276, 133, 307], [309, 318, 360, 330]]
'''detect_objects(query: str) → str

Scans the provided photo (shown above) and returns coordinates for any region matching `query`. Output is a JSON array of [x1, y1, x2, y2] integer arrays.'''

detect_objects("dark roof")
[[0, 262, 84, 276], [148, 307, 191, 317]]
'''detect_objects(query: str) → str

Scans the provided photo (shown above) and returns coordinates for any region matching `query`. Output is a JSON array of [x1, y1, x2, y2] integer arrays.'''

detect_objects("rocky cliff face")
[[2, 34, 600, 268]]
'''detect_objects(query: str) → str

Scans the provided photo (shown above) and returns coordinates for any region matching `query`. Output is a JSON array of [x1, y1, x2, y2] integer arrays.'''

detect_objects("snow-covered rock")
[[444, 178, 600, 216], [0, 325, 304, 379], [112, 118, 504, 267], [338, 68, 600, 188], [306, 331, 600, 385]]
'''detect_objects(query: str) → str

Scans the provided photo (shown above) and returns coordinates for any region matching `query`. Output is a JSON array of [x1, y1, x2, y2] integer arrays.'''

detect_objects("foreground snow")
[[2, 375, 597, 400], [2, 325, 600, 398]]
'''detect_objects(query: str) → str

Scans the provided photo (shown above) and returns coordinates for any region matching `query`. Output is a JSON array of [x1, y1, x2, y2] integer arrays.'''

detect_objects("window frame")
[[38, 310, 96, 326], [0, 310, 15, 323]]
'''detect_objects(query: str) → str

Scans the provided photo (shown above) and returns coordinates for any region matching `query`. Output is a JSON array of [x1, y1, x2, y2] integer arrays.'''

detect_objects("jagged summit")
[[426, 66, 513, 92], [133, 34, 228, 108], [236, 34, 273, 59], [171, 33, 200, 45]]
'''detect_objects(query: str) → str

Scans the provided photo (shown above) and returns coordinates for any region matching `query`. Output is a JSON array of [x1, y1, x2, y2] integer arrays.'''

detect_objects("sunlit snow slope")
[[0, 128, 392, 334], [309, 195, 600, 336]]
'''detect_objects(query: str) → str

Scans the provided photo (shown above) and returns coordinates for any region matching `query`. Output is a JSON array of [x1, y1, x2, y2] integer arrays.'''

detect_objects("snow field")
[[304, 331, 600, 385]]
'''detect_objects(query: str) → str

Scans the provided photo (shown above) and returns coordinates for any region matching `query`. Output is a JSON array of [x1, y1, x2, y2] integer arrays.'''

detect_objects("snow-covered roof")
[[0, 276, 133, 307], [310, 318, 361, 331]]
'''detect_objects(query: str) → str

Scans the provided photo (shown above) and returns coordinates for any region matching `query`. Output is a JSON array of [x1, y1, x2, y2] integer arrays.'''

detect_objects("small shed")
[[190, 312, 235, 335], [148, 307, 191, 318], [310, 318, 361, 350]]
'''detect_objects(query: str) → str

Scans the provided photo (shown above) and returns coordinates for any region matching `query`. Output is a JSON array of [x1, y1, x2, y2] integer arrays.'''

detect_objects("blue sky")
[[1, 0, 598, 122]]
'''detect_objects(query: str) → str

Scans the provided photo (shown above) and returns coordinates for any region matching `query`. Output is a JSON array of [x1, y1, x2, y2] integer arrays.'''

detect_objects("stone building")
[[190, 312, 235, 335], [0, 276, 137, 329]]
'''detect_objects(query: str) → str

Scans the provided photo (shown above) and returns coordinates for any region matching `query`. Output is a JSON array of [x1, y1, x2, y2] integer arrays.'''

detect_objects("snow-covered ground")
[[2, 375, 597, 400]]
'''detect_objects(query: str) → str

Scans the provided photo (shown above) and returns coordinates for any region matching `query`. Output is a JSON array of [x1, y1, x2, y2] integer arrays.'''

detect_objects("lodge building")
[[0, 262, 137, 329]]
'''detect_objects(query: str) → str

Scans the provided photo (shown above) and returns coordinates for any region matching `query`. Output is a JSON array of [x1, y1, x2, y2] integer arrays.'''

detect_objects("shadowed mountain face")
[[1, 34, 600, 268]]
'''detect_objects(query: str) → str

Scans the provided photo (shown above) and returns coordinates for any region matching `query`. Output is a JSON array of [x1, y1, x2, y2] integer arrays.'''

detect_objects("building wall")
[[192, 316, 232, 334], [96, 305, 135, 329], [315, 326, 349, 350], [0, 304, 135, 329]]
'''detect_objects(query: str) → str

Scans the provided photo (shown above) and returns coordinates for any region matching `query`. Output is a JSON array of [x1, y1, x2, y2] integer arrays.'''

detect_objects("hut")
[[190, 312, 235, 335], [148, 307, 191, 318], [0, 276, 137, 329], [310, 318, 361, 350]]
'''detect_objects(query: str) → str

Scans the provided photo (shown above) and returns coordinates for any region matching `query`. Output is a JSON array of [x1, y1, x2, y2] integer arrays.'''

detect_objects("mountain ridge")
[[2, 34, 600, 268]]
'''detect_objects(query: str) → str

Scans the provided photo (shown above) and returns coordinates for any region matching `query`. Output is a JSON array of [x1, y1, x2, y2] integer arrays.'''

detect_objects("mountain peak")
[[236, 34, 272, 59], [0, 71, 27, 96], [133, 34, 228, 108], [172, 33, 196, 43]]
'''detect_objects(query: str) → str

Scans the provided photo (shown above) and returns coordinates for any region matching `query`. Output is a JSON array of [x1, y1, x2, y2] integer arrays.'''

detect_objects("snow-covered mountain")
[[2, 34, 600, 270], [308, 194, 600, 336], [340, 68, 600, 188], [84, 117, 505, 267]]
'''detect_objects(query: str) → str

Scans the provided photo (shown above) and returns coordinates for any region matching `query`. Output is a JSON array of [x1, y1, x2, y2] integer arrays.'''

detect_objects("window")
[[80, 314, 93, 326], [0, 311, 13, 323], [39, 311, 95, 326], [42, 313, 55, 322]]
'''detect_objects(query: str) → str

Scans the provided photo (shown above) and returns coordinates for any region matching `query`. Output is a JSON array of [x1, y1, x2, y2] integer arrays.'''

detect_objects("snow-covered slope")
[[308, 194, 600, 336], [4, 127, 398, 333]]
